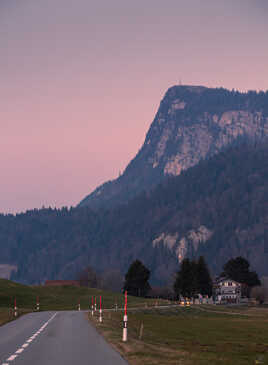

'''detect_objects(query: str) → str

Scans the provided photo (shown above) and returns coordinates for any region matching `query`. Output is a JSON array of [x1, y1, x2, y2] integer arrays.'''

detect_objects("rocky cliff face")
[[79, 85, 268, 210], [153, 226, 213, 263]]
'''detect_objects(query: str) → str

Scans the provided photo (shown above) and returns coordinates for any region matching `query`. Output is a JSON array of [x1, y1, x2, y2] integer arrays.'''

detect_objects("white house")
[[214, 278, 241, 304]]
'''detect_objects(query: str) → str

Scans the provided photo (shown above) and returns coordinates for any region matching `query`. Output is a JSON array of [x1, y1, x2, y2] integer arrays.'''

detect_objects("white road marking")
[[4, 312, 57, 364], [7, 355, 17, 361], [15, 348, 24, 354]]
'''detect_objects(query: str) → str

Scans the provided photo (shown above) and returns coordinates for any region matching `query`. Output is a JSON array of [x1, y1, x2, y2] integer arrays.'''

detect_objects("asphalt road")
[[0, 311, 128, 365]]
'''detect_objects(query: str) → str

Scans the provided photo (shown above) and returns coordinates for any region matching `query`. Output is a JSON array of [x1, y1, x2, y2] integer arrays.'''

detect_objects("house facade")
[[214, 278, 241, 304]]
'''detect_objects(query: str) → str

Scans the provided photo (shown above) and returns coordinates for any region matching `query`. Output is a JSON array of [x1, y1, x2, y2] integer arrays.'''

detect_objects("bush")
[[250, 286, 268, 304]]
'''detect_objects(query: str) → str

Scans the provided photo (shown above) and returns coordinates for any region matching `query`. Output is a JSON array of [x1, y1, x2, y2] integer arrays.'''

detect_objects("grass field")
[[0, 307, 32, 326], [2, 278, 267, 364], [0, 278, 167, 324], [89, 305, 268, 365]]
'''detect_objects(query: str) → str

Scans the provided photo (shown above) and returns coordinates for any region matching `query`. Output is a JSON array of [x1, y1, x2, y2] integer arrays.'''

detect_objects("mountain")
[[3, 141, 267, 285], [1, 85, 268, 285], [79, 85, 268, 210]]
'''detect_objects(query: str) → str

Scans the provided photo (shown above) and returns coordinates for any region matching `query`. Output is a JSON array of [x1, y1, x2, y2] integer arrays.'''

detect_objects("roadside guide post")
[[36, 296, 40, 311], [14, 298, 18, 317], [122, 291, 128, 342], [78, 299, 81, 311], [94, 296, 97, 311], [91, 296, 94, 316], [99, 296, 103, 323]]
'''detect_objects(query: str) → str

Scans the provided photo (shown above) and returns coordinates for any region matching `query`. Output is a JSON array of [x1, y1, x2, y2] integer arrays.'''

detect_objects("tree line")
[[119, 256, 260, 299]]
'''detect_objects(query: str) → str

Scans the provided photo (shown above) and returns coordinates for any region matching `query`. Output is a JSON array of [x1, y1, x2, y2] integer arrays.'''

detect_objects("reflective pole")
[[36, 296, 40, 311], [122, 291, 127, 342], [14, 297, 18, 317], [91, 296, 94, 316], [78, 299, 81, 311], [99, 296, 102, 323]]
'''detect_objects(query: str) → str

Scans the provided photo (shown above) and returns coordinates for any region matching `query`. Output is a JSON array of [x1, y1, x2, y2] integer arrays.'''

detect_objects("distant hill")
[[0, 141, 266, 285], [0, 279, 146, 311], [79, 85, 268, 210]]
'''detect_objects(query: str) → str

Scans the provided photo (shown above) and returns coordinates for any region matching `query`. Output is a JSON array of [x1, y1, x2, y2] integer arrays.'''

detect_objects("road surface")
[[0, 311, 128, 365]]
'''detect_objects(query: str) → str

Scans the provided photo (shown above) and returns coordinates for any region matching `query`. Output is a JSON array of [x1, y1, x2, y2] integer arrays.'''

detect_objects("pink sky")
[[1, 0, 268, 213]]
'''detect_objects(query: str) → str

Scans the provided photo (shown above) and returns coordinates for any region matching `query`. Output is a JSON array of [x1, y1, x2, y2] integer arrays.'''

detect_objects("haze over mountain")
[[79, 85, 268, 210]]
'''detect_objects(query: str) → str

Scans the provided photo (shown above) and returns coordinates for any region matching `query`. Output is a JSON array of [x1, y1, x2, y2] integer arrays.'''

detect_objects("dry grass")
[[89, 305, 268, 365], [0, 278, 167, 312], [0, 308, 31, 326]]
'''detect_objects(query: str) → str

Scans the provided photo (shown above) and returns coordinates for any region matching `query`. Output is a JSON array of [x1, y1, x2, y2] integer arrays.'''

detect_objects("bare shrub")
[[99, 270, 123, 292], [77, 266, 98, 288], [250, 286, 268, 304]]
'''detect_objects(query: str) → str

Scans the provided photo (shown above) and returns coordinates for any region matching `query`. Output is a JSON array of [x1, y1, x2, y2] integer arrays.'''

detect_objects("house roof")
[[214, 277, 242, 285]]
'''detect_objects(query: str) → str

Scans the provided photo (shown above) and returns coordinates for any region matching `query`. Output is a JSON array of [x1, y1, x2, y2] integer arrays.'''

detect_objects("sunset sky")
[[1, 0, 268, 213]]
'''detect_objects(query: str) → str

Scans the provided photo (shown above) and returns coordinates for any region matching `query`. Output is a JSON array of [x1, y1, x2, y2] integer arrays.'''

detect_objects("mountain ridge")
[[79, 85, 268, 210]]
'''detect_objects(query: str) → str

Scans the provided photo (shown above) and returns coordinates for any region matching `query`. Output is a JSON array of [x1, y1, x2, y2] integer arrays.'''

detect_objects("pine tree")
[[196, 256, 212, 296], [173, 258, 197, 298], [174, 256, 213, 298], [123, 260, 151, 297]]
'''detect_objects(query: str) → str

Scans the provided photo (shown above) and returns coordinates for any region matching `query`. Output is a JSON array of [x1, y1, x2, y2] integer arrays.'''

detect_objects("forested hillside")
[[0, 142, 267, 285]]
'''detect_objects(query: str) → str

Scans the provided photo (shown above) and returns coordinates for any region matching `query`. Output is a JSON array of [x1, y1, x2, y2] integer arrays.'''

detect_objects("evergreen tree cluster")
[[123, 260, 151, 297], [164, 86, 268, 118], [173, 256, 261, 300], [173, 256, 212, 298]]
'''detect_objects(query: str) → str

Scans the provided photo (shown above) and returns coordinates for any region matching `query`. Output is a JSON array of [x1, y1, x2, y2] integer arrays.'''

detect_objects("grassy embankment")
[[0, 278, 167, 325], [89, 305, 268, 365]]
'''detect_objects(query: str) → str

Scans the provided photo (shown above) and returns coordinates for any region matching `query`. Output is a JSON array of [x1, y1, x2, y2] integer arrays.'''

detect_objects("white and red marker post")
[[91, 297, 94, 316], [99, 296, 103, 323], [14, 297, 18, 317], [122, 291, 128, 342], [36, 296, 40, 311], [94, 296, 97, 312], [78, 298, 81, 311]]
